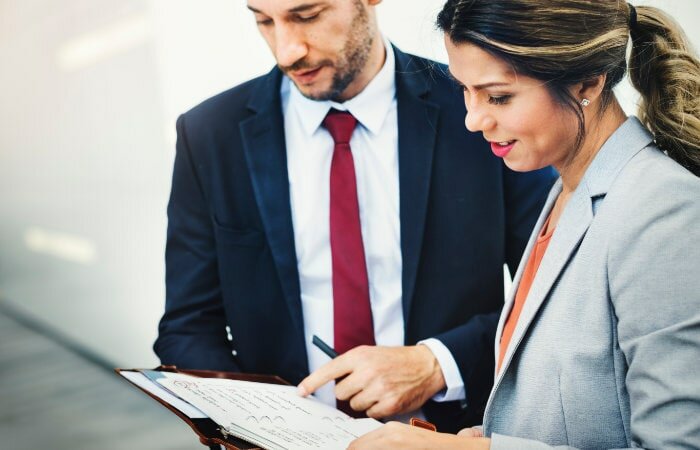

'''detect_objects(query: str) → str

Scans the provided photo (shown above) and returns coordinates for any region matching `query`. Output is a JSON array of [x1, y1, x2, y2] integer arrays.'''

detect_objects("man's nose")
[[274, 25, 308, 68]]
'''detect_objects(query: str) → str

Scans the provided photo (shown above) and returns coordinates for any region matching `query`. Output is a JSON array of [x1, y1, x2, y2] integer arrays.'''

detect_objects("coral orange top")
[[497, 215, 554, 372]]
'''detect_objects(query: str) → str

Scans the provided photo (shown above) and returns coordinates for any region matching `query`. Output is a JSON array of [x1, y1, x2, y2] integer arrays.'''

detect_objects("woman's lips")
[[490, 140, 516, 158]]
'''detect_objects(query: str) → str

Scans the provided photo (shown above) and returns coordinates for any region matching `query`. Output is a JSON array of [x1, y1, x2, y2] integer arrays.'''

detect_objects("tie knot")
[[322, 109, 357, 145]]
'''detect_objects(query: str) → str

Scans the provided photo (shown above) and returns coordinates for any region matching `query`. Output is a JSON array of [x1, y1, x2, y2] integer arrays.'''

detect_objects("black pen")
[[312, 335, 338, 359]]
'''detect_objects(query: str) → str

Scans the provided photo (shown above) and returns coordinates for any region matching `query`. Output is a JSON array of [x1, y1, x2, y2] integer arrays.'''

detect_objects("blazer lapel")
[[239, 68, 305, 347], [393, 48, 440, 323], [496, 182, 594, 384], [493, 181, 561, 374]]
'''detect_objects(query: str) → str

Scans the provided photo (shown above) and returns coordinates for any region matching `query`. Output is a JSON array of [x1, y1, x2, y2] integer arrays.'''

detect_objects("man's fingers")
[[297, 355, 354, 396], [334, 372, 366, 401], [365, 396, 401, 418], [347, 384, 380, 412]]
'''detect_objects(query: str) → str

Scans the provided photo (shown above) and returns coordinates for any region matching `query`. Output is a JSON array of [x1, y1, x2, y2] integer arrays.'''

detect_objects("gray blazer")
[[483, 117, 700, 450]]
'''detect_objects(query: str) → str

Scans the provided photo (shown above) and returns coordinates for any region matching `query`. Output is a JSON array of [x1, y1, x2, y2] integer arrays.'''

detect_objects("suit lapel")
[[239, 68, 305, 348], [393, 48, 440, 323]]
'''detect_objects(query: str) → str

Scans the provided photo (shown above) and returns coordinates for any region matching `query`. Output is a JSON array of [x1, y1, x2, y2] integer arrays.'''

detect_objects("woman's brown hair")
[[437, 0, 700, 176]]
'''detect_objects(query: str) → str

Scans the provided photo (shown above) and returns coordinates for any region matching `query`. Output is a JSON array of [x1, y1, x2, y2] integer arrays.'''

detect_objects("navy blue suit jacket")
[[154, 47, 555, 432]]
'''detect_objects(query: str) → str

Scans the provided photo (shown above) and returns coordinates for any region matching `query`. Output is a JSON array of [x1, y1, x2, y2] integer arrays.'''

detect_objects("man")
[[154, 0, 555, 432]]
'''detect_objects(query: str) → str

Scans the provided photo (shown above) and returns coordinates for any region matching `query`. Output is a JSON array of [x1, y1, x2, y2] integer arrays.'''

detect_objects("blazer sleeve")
[[606, 171, 700, 449], [491, 168, 700, 450], [153, 114, 240, 372]]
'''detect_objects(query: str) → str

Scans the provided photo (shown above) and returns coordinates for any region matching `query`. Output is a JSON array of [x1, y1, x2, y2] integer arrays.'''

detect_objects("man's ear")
[[575, 74, 607, 105]]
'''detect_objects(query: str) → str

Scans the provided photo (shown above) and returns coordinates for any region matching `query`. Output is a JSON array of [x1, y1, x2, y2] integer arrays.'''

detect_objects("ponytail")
[[628, 5, 700, 176]]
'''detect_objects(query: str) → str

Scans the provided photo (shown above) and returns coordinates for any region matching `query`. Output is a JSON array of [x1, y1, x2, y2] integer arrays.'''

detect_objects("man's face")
[[247, 0, 377, 101]]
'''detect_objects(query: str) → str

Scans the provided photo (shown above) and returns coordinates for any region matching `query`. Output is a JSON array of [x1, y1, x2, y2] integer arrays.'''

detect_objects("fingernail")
[[297, 385, 308, 397]]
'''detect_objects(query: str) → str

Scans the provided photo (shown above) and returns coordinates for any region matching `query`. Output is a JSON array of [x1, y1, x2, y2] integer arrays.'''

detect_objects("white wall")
[[0, 0, 697, 366], [149, 0, 700, 131]]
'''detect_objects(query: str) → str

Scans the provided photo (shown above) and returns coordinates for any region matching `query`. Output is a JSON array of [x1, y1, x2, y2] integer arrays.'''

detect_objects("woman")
[[350, 1, 700, 449]]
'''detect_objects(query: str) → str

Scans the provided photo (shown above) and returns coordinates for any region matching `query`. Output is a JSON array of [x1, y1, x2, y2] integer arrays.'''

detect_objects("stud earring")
[[581, 98, 591, 107]]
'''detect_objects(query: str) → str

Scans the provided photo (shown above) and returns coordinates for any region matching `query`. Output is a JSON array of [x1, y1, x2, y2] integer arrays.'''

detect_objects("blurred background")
[[0, 0, 697, 449]]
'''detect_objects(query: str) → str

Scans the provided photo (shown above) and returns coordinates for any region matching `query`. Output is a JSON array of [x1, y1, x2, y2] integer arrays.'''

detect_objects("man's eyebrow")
[[288, 2, 323, 13], [247, 3, 323, 15]]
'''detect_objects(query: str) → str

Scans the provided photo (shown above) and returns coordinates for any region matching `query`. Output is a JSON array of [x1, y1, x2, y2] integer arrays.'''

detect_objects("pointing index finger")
[[297, 354, 355, 397]]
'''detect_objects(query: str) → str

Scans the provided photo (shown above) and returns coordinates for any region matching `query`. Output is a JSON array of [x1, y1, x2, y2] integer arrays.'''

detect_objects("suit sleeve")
[[153, 114, 240, 372]]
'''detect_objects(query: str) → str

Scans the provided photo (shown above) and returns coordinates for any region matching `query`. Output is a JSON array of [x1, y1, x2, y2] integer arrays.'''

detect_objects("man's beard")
[[280, 1, 374, 101]]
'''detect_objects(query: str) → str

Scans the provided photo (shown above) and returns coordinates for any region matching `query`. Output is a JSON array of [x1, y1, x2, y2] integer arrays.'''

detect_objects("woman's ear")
[[575, 74, 607, 106]]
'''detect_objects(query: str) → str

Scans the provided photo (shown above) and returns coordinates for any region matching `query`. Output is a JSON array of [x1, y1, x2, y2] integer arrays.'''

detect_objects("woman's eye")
[[488, 95, 511, 105]]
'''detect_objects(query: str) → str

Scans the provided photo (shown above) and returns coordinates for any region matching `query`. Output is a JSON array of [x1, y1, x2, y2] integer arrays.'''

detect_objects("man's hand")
[[297, 345, 446, 418], [347, 422, 491, 449]]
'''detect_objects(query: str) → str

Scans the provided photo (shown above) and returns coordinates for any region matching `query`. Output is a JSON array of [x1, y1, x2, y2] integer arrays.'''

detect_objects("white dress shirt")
[[281, 40, 465, 409]]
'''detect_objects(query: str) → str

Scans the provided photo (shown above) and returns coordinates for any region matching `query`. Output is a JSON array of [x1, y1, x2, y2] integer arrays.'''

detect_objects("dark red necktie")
[[323, 109, 375, 417]]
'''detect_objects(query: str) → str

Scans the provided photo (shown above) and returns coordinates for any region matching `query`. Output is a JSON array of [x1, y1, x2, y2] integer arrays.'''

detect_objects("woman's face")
[[445, 37, 578, 172]]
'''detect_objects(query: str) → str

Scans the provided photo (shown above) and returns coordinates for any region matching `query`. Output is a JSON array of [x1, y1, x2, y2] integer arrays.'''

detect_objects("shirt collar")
[[284, 37, 396, 136]]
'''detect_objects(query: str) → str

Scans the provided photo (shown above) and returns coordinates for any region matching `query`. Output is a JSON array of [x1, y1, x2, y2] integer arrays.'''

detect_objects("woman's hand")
[[348, 421, 491, 449], [458, 426, 484, 438]]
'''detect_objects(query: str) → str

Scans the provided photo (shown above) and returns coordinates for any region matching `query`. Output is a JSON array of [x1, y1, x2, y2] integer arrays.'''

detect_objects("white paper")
[[157, 377, 383, 450], [119, 370, 208, 419]]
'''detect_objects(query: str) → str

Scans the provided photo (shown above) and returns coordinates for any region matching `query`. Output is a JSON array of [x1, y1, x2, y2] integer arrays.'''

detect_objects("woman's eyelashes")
[[488, 94, 512, 105]]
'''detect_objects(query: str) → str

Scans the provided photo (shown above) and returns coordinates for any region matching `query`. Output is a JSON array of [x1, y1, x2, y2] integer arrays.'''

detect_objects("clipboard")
[[116, 365, 437, 449], [116, 365, 290, 450]]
